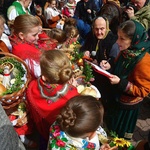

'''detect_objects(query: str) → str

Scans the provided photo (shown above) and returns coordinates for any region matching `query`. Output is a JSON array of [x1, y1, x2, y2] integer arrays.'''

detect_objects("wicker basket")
[[0, 52, 31, 111]]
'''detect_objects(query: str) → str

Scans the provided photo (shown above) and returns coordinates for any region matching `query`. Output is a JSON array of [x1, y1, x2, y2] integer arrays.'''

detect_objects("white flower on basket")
[[10, 78, 16, 84], [3, 66, 11, 88]]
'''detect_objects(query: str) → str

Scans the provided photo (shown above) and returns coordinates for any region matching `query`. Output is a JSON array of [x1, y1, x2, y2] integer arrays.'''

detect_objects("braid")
[[57, 106, 76, 130], [65, 33, 74, 48]]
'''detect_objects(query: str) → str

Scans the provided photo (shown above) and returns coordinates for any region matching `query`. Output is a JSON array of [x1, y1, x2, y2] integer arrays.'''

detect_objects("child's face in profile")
[[20, 26, 41, 44], [50, 0, 56, 8], [24, 0, 31, 9]]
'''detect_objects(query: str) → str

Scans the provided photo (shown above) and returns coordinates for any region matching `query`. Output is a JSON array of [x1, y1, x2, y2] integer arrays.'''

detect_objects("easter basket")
[[0, 52, 31, 111]]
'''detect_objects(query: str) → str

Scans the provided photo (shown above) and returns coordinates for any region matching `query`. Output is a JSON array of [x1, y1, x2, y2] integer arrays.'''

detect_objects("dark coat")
[[80, 30, 118, 65], [74, 0, 98, 24], [80, 30, 119, 102]]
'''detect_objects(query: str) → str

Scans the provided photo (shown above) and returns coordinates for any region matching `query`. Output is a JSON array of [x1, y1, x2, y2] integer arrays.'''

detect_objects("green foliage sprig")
[[70, 47, 94, 83], [70, 47, 84, 63], [83, 62, 94, 83]]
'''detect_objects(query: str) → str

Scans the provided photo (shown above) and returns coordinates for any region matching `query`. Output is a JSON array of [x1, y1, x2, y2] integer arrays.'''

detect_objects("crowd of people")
[[0, 0, 150, 150]]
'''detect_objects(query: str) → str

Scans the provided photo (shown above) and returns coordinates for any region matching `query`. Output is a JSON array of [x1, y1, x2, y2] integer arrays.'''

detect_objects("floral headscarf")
[[114, 20, 150, 79]]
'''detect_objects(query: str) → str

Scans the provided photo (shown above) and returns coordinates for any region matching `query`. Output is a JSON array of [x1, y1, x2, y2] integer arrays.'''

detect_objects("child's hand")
[[87, 9, 91, 14], [100, 60, 111, 70], [109, 74, 120, 84], [100, 144, 118, 150], [68, 77, 78, 87]]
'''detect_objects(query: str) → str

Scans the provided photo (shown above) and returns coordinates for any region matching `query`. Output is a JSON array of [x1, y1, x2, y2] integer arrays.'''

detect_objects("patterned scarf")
[[114, 20, 150, 79]]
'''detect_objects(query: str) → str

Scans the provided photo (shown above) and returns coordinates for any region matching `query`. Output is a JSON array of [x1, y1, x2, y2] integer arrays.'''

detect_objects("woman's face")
[[20, 26, 41, 44], [116, 29, 132, 51]]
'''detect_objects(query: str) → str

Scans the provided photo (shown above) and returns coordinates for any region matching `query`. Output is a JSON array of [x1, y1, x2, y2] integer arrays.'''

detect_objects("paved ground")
[[26, 97, 150, 150], [130, 97, 150, 147]]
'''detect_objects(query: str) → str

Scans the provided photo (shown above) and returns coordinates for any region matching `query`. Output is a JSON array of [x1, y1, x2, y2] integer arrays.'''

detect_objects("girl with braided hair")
[[61, 25, 81, 50], [27, 50, 78, 149], [48, 95, 117, 150]]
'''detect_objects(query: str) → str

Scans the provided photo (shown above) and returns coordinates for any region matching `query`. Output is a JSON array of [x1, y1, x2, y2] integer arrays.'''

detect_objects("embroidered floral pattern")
[[38, 78, 69, 103], [49, 122, 100, 150]]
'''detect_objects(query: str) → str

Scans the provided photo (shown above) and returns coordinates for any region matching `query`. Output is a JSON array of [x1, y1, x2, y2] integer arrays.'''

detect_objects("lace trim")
[[38, 78, 68, 102]]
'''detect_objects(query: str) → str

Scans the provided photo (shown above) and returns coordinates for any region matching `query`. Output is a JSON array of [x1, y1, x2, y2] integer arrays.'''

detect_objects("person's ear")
[[18, 32, 24, 40]]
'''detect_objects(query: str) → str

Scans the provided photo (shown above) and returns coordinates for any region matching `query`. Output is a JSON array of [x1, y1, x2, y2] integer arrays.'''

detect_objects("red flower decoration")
[[56, 139, 66, 147], [87, 142, 95, 148]]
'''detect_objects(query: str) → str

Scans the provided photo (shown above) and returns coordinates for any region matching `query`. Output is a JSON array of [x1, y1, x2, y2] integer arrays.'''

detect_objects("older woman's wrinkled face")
[[93, 17, 107, 40], [0, 20, 4, 38], [116, 29, 132, 51]]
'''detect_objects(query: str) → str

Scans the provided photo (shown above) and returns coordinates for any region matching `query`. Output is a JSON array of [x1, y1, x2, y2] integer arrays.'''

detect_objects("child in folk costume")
[[46, 28, 67, 49], [62, 26, 81, 50], [26, 50, 79, 149], [44, 0, 64, 29], [9, 14, 57, 78], [62, 0, 76, 17], [48, 95, 117, 150], [7, 0, 31, 21]]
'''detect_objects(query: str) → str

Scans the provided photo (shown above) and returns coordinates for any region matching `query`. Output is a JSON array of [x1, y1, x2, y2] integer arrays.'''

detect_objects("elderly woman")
[[80, 16, 119, 100]]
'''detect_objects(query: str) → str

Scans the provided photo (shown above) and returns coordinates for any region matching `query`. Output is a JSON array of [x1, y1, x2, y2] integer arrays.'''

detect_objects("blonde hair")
[[40, 50, 73, 84], [65, 26, 79, 38], [64, 26, 79, 48], [13, 14, 41, 34], [47, 28, 67, 43]]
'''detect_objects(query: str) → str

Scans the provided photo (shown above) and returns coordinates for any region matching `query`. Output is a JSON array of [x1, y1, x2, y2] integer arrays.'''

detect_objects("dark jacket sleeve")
[[80, 31, 96, 53]]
